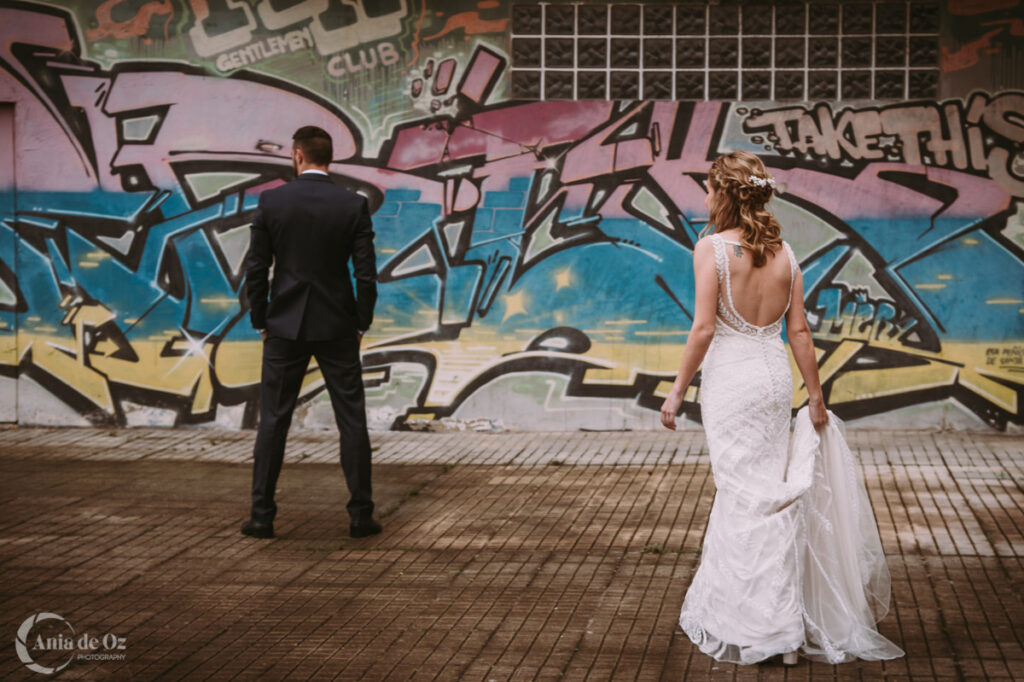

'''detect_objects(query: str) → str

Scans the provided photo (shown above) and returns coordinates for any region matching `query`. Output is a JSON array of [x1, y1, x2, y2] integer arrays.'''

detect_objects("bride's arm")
[[785, 268, 829, 427], [660, 237, 718, 430]]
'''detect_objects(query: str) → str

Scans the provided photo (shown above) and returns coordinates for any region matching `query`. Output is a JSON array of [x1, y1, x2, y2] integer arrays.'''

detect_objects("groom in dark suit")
[[241, 125, 381, 540]]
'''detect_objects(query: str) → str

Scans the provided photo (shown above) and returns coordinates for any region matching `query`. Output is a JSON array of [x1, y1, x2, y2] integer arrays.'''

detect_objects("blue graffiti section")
[[375, 174, 698, 342], [373, 189, 445, 335], [14, 190, 248, 343], [896, 231, 1022, 338]]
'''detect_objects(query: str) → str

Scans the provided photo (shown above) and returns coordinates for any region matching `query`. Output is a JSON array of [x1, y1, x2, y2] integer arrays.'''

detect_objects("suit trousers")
[[250, 334, 373, 524]]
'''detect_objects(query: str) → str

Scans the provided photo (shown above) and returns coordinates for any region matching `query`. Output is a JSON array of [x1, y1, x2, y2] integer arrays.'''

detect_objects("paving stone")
[[0, 427, 1021, 680]]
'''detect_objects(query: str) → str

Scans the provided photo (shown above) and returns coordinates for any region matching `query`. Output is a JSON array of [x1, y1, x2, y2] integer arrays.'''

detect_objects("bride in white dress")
[[660, 151, 905, 666]]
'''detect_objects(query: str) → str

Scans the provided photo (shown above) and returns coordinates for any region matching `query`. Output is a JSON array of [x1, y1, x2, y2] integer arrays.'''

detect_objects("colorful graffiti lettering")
[[742, 94, 1024, 196], [0, 2, 1022, 431]]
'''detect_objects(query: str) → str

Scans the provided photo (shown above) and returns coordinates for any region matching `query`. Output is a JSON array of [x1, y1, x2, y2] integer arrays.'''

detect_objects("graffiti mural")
[[1, 1, 1022, 430]]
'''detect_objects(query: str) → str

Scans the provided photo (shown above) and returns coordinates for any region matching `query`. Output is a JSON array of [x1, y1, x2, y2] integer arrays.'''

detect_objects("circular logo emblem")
[[15, 613, 76, 675]]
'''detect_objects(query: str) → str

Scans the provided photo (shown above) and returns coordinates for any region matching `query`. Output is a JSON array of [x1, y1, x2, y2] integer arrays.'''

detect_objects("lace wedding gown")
[[678, 234, 905, 664]]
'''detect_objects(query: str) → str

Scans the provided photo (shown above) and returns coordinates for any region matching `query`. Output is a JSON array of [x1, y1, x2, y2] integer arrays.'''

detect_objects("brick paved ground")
[[0, 426, 1021, 681]]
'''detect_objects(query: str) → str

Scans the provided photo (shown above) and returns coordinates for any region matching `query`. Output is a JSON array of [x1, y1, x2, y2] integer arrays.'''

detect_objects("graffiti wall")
[[1, 1, 1021, 431]]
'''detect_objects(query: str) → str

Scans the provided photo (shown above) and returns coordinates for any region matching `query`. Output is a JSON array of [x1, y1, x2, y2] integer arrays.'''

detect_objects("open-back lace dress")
[[678, 234, 905, 664]]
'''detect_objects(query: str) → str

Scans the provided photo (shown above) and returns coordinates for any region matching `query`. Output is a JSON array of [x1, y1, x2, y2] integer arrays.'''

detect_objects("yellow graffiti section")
[[15, 333, 219, 414], [0, 330, 13, 368], [2, 318, 1020, 425], [354, 321, 1023, 426], [817, 341, 1021, 415], [2, 331, 349, 419], [214, 340, 265, 391]]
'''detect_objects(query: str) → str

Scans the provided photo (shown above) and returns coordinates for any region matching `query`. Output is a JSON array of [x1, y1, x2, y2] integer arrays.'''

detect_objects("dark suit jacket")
[[245, 172, 377, 340]]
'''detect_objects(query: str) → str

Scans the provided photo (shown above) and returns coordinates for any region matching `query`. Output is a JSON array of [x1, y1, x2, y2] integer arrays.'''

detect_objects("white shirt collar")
[[301, 169, 329, 176]]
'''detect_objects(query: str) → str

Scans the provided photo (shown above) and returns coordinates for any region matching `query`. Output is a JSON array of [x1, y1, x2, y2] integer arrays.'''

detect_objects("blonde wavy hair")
[[700, 151, 782, 267]]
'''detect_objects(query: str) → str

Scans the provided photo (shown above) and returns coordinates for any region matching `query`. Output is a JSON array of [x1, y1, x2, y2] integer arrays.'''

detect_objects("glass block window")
[[509, 2, 940, 101]]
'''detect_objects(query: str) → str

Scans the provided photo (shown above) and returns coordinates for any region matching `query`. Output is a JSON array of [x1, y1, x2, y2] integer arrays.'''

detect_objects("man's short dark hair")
[[292, 126, 333, 166]]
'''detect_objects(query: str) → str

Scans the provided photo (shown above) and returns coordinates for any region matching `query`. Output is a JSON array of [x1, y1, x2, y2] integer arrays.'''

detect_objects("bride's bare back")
[[661, 150, 827, 436], [715, 228, 792, 328]]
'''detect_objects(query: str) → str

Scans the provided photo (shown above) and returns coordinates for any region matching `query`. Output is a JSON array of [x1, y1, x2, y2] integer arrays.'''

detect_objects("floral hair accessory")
[[748, 174, 776, 189]]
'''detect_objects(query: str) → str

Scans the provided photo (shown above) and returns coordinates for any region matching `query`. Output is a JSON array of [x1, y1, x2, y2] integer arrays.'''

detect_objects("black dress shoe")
[[349, 518, 382, 538], [241, 519, 274, 539]]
